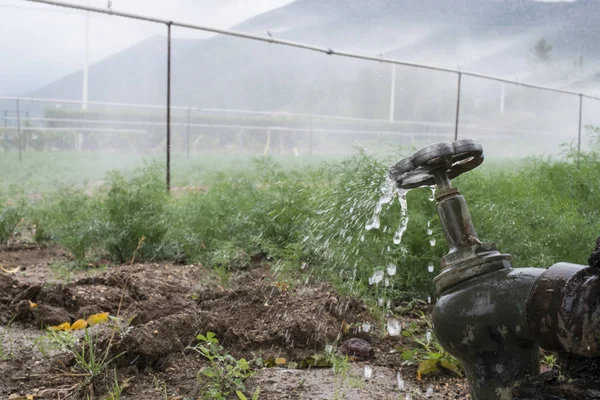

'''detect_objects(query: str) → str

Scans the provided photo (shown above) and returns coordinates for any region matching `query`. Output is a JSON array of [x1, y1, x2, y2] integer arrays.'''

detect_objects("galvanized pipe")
[[22, 0, 600, 102], [578, 94, 583, 154], [166, 22, 172, 192], [16, 99, 22, 162], [186, 107, 191, 159], [454, 72, 462, 141]]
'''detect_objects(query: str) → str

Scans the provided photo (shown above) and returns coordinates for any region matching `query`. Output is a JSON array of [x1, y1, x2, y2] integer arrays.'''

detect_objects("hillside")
[[30, 0, 600, 117]]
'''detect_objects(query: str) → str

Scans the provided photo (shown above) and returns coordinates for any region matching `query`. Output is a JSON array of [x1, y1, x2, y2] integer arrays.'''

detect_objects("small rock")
[[77, 305, 104, 320], [35, 305, 72, 328], [338, 338, 375, 360]]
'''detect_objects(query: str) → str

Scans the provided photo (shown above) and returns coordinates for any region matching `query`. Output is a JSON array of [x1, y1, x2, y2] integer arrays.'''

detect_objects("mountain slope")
[[31, 0, 600, 113]]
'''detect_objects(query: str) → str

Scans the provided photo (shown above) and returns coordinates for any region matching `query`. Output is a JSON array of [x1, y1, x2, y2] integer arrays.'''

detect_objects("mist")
[[1, 0, 600, 189]]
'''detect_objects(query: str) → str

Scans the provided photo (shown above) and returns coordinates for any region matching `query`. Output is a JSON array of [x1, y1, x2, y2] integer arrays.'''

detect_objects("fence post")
[[454, 72, 462, 141], [186, 107, 191, 159], [16, 99, 22, 162], [166, 22, 172, 192], [389, 64, 396, 123], [577, 94, 583, 154], [309, 119, 313, 155], [279, 130, 283, 154]]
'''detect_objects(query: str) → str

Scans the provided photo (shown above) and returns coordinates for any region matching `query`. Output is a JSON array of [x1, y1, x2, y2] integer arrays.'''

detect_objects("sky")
[[0, 0, 294, 94]]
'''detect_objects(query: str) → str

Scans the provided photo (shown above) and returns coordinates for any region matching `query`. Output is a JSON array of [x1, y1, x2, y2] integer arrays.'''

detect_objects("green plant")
[[236, 387, 260, 400], [44, 327, 123, 393], [105, 369, 130, 400], [0, 193, 24, 243], [101, 165, 171, 263], [0, 318, 15, 360], [543, 354, 558, 369], [213, 265, 232, 288], [399, 313, 462, 380], [31, 187, 102, 259], [191, 332, 255, 400]]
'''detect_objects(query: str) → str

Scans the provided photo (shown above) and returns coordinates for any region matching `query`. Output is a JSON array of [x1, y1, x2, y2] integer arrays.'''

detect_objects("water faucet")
[[389, 139, 600, 400]]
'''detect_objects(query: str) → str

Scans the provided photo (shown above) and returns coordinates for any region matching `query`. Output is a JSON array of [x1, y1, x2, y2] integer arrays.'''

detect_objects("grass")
[[2, 134, 600, 298]]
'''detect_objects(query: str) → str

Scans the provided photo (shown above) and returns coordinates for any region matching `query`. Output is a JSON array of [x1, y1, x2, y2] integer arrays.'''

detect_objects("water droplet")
[[366, 177, 396, 231], [426, 330, 432, 343], [393, 188, 410, 245], [378, 298, 384, 307], [429, 185, 436, 202], [387, 264, 397, 276], [428, 262, 434, 273], [360, 235, 365, 242], [325, 344, 333, 353], [396, 371, 405, 390], [427, 228, 433, 236], [364, 365, 373, 380], [426, 387, 434, 397], [429, 237, 436, 247], [384, 278, 390, 287], [387, 319, 401, 336], [370, 270, 384, 285], [362, 322, 371, 333], [427, 296, 432, 304], [387, 300, 391, 309]]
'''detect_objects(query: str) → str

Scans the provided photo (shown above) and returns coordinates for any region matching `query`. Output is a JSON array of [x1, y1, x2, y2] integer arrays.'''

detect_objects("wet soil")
[[0, 243, 471, 399]]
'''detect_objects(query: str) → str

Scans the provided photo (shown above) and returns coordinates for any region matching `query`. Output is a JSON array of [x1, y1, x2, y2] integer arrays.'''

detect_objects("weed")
[[399, 313, 462, 380], [43, 325, 123, 395], [105, 369, 130, 400], [191, 332, 255, 400], [542, 353, 558, 369], [101, 165, 170, 263], [32, 187, 102, 259], [0, 195, 23, 243], [213, 265, 232, 288], [0, 317, 16, 361]]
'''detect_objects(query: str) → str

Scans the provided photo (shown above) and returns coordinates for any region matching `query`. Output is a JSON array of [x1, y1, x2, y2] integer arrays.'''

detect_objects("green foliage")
[[399, 313, 462, 380], [11, 133, 600, 298], [106, 369, 130, 400], [43, 327, 122, 391], [192, 332, 255, 400], [101, 165, 170, 262], [0, 192, 25, 243], [459, 142, 600, 268], [32, 187, 101, 258], [0, 319, 15, 361], [543, 354, 558, 369]]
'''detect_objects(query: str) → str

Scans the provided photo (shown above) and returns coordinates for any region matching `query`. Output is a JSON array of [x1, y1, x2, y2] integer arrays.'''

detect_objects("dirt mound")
[[2, 257, 371, 370]]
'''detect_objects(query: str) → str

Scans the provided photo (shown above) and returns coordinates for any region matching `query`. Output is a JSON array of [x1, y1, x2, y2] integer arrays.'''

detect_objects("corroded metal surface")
[[388, 139, 483, 189], [388, 140, 600, 399], [433, 267, 544, 400], [528, 262, 600, 357]]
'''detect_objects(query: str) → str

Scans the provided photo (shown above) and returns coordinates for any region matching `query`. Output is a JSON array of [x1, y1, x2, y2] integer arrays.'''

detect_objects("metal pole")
[[309, 119, 313, 155], [82, 0, 90, 111], [389, 64, 396, 123], [16, 100, 22, 162], [186, 107, 191, 159], [500, 83, 505, 114], [454, 72, 462, 141], [279, 130, 283, 154], [577, 94, 583, 154], [166, 22, 172, 191]]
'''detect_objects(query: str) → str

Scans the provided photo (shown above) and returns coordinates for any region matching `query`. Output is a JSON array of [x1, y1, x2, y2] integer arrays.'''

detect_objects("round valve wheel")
[[388, 139, 484, 189]]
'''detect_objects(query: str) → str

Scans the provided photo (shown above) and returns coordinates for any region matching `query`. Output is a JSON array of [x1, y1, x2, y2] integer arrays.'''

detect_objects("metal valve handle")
[[388, 139, 484, 189]]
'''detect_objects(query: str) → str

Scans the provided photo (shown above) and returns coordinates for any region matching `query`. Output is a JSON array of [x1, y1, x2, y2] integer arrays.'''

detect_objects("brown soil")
[[0, 243, 470, 400]]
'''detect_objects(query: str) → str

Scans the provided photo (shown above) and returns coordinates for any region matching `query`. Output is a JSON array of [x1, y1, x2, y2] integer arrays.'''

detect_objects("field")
[[1, 139, 600, 399]]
